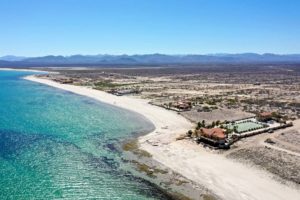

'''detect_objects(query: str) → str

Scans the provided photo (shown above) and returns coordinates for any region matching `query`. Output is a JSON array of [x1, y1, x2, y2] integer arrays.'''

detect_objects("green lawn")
[[226, 121, 264, 133]]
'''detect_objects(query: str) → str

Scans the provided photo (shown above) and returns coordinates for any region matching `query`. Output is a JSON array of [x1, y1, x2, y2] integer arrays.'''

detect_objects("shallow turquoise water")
[[0, 70, 169, 199]]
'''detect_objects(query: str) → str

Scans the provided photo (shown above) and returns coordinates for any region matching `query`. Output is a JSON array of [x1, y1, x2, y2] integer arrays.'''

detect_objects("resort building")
[[199, 128, 226, 140], [197, 128, 228, 148]]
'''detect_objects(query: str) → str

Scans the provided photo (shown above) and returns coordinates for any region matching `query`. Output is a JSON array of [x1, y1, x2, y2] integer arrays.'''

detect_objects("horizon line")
[[2, 52, 300, 58]]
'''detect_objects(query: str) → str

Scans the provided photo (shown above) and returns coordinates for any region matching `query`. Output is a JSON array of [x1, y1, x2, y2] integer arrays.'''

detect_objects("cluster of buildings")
[[193, 112, 293, 149], [108, 88, 141, 96], [172, 100, 192, 111]]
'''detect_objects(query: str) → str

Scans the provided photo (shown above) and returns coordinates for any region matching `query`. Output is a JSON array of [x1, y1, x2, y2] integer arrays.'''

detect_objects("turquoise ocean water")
[[0, 70, 170, 199]]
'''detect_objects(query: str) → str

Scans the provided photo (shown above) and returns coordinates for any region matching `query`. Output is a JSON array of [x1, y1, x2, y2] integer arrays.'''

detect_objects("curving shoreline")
[[24, 75, 300, 200], [24, 75, 193, 140]]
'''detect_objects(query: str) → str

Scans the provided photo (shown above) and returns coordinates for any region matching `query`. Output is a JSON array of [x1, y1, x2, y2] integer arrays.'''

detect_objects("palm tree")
[[212, 121, 216, 127], [225, 128, 233, 135], [202, 120, 206, 127], [233, 126, 238, 133], [197, 122, 202, 129]]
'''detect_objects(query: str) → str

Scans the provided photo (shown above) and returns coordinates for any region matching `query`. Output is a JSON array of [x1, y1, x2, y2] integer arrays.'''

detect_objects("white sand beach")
[[25, 75, 300, 200]]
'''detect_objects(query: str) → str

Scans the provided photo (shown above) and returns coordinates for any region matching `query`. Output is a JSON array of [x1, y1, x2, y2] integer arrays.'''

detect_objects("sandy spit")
[[24, 75, 300, 200], [0, 67, 49, 73]]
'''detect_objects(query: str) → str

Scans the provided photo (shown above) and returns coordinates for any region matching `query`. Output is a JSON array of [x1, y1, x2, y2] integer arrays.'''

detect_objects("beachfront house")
[[196, 128, 228, 148], [174, 100, 192, 111]]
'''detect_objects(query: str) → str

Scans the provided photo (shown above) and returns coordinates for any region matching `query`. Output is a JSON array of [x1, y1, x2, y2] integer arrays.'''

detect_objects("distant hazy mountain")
[[0, 53, 300, 67], [0, 55, 26, 61]]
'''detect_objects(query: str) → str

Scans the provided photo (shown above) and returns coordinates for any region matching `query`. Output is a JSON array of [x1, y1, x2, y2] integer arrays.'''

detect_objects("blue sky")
[[0, 0, 299, 56]]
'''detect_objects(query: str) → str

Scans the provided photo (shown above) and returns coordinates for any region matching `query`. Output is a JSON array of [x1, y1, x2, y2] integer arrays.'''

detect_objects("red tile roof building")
[[259, 112, 272, 118], [199, 128, 226, 141], [257, 112, 273, 121]]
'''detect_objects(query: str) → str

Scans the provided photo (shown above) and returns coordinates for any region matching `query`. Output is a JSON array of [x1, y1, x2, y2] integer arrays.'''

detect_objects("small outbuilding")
[[257, 112, 273, 122]]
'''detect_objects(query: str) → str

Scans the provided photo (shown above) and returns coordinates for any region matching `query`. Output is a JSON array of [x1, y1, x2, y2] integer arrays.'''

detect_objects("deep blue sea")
[[0, 70, 170, 199]]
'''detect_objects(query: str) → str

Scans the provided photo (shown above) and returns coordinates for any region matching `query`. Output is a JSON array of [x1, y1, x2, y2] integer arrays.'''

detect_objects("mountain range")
[[1, 53, 300, 67]]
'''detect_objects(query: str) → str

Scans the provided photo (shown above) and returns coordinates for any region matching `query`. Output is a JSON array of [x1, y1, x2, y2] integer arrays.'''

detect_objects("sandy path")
[[262, 141, 300, 157], [259, 121, 300, 157], [25, 75, 300, 200]]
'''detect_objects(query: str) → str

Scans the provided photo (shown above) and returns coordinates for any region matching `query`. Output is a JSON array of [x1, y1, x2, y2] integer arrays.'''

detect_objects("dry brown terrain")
[[37, 65, 300, 122], [225, 120, 300, 184], [180, 108, 254, 124]]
